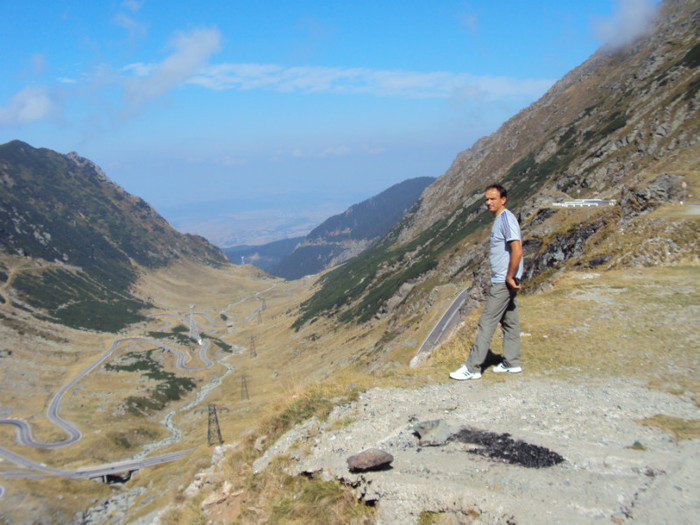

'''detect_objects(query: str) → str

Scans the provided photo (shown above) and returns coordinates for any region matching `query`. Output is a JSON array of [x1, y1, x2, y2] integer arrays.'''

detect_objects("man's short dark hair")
[[486, 184, 507, 199]]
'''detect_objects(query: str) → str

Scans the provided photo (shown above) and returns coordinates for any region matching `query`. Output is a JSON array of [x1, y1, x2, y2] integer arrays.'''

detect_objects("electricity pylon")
[[250, 336, 257, 359], [194, 404, 228, 446]]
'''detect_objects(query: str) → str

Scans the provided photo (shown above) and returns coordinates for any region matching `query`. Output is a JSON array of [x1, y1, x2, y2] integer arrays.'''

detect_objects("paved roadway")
[[411, 288, 470, 366], [0, 447, 193, 480], [0, 308, 235, 487], [0, 335, 216, 451]]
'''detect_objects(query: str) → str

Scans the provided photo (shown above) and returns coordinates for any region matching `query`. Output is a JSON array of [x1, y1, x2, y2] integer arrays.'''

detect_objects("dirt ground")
[[257, 376, 699, 524]]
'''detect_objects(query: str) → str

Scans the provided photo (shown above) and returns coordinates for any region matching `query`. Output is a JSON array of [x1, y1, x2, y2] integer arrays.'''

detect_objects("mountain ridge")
[[270, 176, 435, 280], [0, 140, 228, 331]]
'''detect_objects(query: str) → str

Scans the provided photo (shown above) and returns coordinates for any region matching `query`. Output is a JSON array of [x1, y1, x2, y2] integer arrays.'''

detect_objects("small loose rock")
[[347, 448, 394, 472]]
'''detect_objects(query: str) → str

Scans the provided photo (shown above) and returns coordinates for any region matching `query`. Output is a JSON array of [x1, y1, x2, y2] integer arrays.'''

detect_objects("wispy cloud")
[[1, 22, 552, 131], [122, 27, 222, 115], [190, 63, 552, 101], [120, 0, 144, 13], [121, 62, 153, 77], [593, 0, 659, 50], [114, 0, 147, 45], [0, 85, 59, 126]]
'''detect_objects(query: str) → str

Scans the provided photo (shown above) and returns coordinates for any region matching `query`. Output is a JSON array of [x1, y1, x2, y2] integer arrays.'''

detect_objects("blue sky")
[[0, 0, 659, 246]]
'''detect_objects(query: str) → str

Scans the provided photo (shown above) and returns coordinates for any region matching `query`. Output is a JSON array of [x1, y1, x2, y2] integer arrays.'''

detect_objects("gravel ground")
[[254, 375, 699, 524]]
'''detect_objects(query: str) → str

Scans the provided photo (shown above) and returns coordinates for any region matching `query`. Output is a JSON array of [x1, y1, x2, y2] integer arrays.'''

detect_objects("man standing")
[[450, 184, 523, 380]]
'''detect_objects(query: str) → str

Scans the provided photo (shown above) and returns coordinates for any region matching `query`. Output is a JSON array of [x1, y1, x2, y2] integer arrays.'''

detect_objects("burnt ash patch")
[[450, 427, 564, 468]]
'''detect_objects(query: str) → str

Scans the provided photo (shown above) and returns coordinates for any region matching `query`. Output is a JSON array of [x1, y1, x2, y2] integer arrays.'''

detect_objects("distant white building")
[[552, 199, 617, 208]]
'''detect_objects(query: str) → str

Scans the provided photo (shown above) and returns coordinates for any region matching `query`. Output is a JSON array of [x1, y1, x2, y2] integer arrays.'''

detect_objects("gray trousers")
[[466, 282, 521, 372]]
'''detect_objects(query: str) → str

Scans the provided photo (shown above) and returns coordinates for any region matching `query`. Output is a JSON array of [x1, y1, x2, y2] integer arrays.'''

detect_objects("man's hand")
[[506, 276, 521, 291]]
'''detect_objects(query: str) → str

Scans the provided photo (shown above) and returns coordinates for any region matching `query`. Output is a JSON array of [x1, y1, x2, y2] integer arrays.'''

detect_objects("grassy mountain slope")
[[0, 140, 227, 331], [294, 0, 700, 332]]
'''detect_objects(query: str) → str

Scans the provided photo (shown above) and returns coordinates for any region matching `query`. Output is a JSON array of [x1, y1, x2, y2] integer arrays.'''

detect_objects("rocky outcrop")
[[620, 173, 686, 221]]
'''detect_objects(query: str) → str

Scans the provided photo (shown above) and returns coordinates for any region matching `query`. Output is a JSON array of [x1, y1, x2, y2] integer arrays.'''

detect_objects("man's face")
[[485, 188, 506, 216]]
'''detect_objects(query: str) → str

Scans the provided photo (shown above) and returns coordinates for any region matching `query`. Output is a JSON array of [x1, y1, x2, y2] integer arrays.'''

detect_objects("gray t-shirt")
[[489, 208, 523, 283]]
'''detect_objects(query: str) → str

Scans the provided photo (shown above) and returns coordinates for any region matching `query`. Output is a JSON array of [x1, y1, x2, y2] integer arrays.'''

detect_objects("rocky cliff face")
[[294, 0, 699, 332]]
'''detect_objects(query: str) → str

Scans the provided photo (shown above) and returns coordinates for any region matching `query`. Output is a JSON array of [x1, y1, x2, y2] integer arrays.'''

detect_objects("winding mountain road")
[[0, 302, 250, 487]]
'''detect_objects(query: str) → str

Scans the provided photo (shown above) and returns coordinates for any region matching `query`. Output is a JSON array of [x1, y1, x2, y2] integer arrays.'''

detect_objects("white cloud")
[[114, 12, 147, 43], [122, 62, 153, 77], [593, 0, 659, 50], [123, 27, 222, 114], [0, 85, 59, 126], [114, 0, 147, 45], [190, 63, 552, 101]]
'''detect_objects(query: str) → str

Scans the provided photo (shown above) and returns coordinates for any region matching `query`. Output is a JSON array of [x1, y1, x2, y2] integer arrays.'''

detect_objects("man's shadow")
[[481, 350, 504, 372]]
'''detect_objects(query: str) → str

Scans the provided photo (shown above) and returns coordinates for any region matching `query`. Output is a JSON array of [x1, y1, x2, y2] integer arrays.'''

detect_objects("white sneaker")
[[492, 362, 522, 374], [449, 365, 481, 380]]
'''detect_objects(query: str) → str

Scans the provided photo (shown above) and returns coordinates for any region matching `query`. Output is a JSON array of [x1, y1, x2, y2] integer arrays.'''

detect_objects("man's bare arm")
[[506, 239, 522, 291]]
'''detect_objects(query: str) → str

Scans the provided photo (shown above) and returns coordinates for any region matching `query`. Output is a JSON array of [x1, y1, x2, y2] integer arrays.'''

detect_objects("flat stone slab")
[[412, 419, 452, 446]]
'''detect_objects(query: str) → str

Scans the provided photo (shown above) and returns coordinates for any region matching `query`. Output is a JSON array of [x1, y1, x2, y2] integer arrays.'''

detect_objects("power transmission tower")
[[194, 404, 228, 446], [257, 309, 263, 325], [250, 336, 257, 359], [240, 374, 249, 401], [207, 404, 223, 446], [188, 304, 202, 345]]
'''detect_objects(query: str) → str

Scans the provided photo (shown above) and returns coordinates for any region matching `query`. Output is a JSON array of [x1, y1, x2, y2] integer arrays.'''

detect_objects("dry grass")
[[161, 373, 377, 525], [430, 265, 700, 403], [638, 414, 700, 442]]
